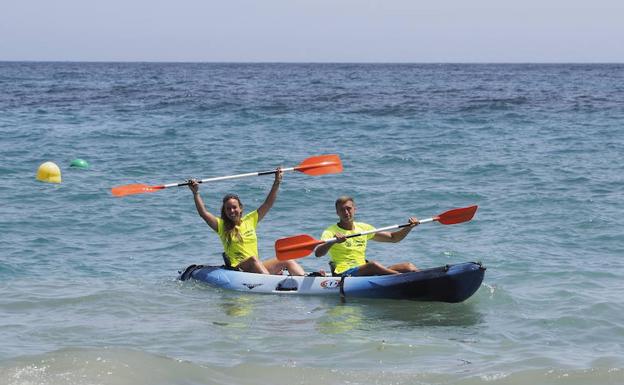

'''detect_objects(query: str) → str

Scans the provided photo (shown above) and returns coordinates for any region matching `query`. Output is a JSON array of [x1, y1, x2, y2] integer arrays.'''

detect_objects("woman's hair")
[[221, 194, 243, 244]]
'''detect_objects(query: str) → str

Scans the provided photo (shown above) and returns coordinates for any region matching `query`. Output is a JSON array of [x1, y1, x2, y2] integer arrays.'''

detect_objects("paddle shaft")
[[111, 154, 342, 197], [275, 205, 476, 261], [323, 217, 434, 245], [163, 168, 288, 189], [278, 218, 434, 255]]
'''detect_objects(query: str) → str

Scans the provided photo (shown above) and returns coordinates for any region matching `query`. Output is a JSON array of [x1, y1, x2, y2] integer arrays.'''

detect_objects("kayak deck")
[[180, 261, 486, 303]]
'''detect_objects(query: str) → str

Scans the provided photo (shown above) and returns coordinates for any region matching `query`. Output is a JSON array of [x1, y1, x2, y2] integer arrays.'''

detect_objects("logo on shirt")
[[342, 238, 366, 248]]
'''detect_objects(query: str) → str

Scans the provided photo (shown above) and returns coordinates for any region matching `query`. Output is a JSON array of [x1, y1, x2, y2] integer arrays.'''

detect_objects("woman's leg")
[[237, 256, 270, 274], [263, 258, 305, 276]]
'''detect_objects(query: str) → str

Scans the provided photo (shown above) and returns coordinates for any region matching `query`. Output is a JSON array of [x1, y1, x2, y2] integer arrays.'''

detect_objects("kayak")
[[179, 261, 485, 302]]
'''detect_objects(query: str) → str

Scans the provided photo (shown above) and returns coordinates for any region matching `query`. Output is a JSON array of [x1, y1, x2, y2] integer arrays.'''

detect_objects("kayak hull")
[[181, 261, 485, 303]]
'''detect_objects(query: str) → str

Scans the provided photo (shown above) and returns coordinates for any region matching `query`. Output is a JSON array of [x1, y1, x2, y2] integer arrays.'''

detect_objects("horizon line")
[[1, 60, 623, 65]]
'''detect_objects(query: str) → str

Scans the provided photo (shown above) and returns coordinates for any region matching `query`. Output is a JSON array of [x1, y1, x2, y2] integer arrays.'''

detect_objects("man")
[[314, 196, 419, 276]]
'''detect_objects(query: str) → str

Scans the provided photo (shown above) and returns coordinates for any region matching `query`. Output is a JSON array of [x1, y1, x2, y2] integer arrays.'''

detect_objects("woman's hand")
[[188, 179, 200, 194], [258, 167, 283, 222], [274, 167, 283, 185]]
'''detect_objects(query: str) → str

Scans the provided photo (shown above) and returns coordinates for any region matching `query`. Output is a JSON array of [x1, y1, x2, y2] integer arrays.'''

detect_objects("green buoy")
[[70, 159, 89, 169]]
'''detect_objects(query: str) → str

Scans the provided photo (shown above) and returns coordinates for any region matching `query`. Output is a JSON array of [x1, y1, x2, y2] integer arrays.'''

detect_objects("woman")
[[188, 168, 305, 275]]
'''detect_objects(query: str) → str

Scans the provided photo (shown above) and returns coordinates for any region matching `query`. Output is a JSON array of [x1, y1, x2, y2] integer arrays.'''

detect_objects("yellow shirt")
[[217, 210, 259, 267], [321, 222, 376, 274]]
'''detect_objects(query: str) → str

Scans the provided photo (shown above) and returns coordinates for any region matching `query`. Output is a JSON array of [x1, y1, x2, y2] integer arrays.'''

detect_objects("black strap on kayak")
[[179, 264, 204, 281], [339, 275, 347, 303]]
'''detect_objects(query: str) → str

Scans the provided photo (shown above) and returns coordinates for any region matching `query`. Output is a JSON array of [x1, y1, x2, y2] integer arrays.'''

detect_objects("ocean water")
[[1, 62, 623, 385]]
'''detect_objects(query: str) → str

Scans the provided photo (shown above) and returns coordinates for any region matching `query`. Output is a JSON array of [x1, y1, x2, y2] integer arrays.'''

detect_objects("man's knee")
[[366, 261, 386, 273]]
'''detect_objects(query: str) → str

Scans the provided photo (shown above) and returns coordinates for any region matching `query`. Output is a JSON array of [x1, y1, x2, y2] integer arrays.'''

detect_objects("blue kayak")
[[180, 261, 485, 302]]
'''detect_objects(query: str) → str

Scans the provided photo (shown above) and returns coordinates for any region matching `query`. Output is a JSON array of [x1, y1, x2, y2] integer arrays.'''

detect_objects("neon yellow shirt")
[[216, 210, 259, 267], [321, 222, 376, 274]]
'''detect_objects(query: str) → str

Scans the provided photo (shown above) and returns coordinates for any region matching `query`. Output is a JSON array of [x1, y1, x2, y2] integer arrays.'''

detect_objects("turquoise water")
[[1, 62, 623, 384]]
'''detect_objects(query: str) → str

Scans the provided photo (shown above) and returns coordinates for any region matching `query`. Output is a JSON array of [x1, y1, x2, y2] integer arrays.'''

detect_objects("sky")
[[1, 0, 623, 62]]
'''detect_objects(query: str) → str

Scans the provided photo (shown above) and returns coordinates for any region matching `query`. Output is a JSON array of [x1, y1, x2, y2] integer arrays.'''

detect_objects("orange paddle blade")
[[111, 184, 165, 197], [437, 205, 478, 225], [275, 234, 324, 261], [295, 154, 343, 176]]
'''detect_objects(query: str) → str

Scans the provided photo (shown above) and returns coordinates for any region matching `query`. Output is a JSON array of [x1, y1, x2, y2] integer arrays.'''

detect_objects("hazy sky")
[[2, 0, 623, 62]]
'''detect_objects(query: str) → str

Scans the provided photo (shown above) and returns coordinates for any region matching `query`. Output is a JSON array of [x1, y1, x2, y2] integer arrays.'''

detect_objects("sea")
[[1, 62, 623, 385]]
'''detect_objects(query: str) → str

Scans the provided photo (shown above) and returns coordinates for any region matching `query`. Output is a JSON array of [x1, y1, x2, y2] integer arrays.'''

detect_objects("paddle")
[[275, 205, 478, 261], [111, 154, 343, 197]]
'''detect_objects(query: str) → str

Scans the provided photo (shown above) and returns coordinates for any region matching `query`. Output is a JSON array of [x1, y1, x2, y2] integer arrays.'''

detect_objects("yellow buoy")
[[36, 161, 62, 183]]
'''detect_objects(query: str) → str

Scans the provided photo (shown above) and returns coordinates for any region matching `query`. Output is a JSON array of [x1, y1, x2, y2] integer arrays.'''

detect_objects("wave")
[[460, 96, 530, 112], [1, 347, 622, 385]]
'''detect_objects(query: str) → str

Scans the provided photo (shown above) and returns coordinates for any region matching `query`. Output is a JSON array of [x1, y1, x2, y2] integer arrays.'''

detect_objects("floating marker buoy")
[[36, 161, 62, 183], [70, 158, 89, 169]]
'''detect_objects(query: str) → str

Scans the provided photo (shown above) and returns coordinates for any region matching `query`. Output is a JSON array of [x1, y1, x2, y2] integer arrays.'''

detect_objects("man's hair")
[[335, 195, 355, 209]]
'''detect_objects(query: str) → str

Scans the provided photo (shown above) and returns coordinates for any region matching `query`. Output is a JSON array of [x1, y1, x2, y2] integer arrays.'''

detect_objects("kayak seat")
[[329, 260, 369, 277], [329, 261, 339, 277], [222, 253, 243, 271]]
